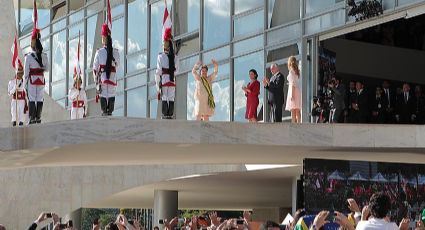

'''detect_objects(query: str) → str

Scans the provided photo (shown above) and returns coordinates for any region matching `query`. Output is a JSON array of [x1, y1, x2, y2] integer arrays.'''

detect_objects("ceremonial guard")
[[24, 27, 49, 124], [93, 23, 120, 116], [68, 75, 87, 120], [155, 28, 177, 119], [8, 62, 28, 126]]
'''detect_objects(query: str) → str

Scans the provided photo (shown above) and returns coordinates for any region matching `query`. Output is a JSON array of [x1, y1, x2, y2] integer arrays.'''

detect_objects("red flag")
[[32, 0, 38, 29], [106, 0, 112, 31], [11, 33, 20, 69], [162, 2, 172, 41], [74, 31, 82, 76]]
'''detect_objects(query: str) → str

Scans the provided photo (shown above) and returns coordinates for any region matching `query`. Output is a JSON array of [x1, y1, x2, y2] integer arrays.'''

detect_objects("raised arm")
[[209, 59, 219, 81], [192, 61, 202, 81], [8, 81, 16, 96]]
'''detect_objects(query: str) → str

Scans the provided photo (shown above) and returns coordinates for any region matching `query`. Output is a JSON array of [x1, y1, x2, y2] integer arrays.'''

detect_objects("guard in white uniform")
[[155, 28, 178, 119], [8, 63, 28, 126], [68, 75, 87, 120], [93, 24, 120, 116], [24, 28, 49, 124]]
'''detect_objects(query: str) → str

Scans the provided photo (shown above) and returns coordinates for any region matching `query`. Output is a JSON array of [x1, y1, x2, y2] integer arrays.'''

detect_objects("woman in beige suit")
[[192, 59, 218, 121]]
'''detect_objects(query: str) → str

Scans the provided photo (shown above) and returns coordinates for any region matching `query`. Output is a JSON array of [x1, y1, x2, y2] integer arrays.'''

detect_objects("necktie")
[[405, 93, 408, 103]]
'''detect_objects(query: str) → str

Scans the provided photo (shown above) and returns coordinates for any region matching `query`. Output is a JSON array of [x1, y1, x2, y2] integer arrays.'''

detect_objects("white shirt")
[[356, 218, 398, 230]]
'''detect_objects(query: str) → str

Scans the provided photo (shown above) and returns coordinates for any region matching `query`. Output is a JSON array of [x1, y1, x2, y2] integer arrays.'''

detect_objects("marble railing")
[[1, 117, 424, 152]]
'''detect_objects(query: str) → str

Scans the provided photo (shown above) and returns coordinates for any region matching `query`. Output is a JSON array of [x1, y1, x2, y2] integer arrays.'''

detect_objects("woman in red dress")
[[243, 69, 260, 122]]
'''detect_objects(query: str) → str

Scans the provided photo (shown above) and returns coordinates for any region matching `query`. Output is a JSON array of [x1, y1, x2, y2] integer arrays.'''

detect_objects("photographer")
[[328, 76, 346, 123]]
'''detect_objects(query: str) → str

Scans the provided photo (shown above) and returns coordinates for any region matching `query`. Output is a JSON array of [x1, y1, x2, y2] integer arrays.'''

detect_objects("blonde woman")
[[285, 56, 301, 123], [192, 59, 218, 121]]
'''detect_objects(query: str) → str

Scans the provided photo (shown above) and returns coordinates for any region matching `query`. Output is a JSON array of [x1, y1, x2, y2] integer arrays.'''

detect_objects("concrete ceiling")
[[86, 166, 301, 210], [3, 141, 425, 169]]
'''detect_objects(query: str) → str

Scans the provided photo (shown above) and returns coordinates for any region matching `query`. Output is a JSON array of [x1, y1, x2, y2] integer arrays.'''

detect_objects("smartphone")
[[159, 219, 164, 225], [46, 213, 52, 218], [128, 220, 134, 226], [68, 220, 73, 228], [236, 219, 244, 225]]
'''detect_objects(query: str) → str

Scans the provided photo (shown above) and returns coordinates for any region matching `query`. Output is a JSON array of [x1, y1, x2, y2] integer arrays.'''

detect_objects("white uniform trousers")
[[70, 107, 85, 120], [100, 83, 116, 99], [28, 84, 44, 102], [161, 86, 175, 102], [10, 99, 26, 123]]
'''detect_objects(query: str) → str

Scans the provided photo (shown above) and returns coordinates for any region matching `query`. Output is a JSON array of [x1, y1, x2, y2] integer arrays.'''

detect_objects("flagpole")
[[76, 30, 81, 119]]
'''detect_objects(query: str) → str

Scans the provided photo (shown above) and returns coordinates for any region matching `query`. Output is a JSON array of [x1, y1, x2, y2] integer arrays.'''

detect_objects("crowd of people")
[[8, 193, 422, 230], [314, 78, 425, 124]]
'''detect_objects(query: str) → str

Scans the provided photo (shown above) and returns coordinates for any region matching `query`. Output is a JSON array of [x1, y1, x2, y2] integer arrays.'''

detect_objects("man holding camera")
[[328, 76, 346, 123], [27, 212, 73, 230]]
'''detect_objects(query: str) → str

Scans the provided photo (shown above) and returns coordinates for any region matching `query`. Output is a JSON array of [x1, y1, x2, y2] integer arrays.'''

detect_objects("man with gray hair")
[[263, 63, 285, 122]]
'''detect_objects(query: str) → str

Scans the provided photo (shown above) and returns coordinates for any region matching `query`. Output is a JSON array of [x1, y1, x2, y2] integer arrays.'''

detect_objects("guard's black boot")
[[107, 97, 115, 116], [100, 97, 108, 116], [12, 121, 16, 127], [36, 102, 43, 123], [18, 122, 24, 126], [162, 101, 168, 119], [29, 101, 36, 124], [167, 101, 174, 119]]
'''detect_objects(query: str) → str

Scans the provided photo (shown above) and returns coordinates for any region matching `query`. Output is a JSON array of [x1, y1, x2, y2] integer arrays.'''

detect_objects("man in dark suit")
[[396, 83, 416, 124], [370, 87, 388, 124], [352, 81, 369, 123], [263, 63, 284, 122], [382, 80, 396, 123], [329, 76, 346, 123], [414, 85, 425, 124], [346, 81, 357, 123]]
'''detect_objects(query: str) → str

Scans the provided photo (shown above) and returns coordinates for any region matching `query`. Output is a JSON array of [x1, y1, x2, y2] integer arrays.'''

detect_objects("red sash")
[[29, 68, 45, 85], [12, 91, 26, 100], [72, 100, 85, 108], [99, 65, 117, 85]]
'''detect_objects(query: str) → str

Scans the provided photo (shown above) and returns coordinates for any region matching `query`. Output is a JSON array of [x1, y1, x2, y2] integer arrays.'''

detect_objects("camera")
[[128, 220, 134, 226], [59, 220, 73, 229], [45, 213, 52, 218], [236, 219, 244, 225], [158, 219, 164, 225]]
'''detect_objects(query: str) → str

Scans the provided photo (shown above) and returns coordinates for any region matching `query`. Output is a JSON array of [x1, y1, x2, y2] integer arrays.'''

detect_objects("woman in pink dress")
[[243, 69, 260, 122], [285, 56, 301, 123]]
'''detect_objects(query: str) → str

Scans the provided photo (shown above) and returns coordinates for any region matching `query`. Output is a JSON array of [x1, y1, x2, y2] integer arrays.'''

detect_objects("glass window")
[[112, 94, 124, 116], [202, 45, 230, 63], [52, 18, 66, 32], [177, 37, 199, 57], [305, 9, 345, 35], [86, 12, 103, 85], [52, 2, 67, 21], [126, 73, 147, 88], [52, 30, 67, 83], [127, 86, 147, 117], [234, 10, 264, 38], [150, 1, 173, 67], [266, 44, 299, 63], [69, 9, 84, 24], [268, 0, 300, 28], [233, 35, 263, 57], [112, 17, 125, 79], [69, 0, 85, 15], [14, 0, 19, 32], [177, 55, 198, 74], [187, 63, 230, 121], [267, 22, 301, 46], [235, 0, 263, 15], [203, 0, 230, 50], [398, 0, 422, 6], [111, 0, 125, 15], [175, 0, 200, 36], [69, 31, 85, 87], [305, 0, 343, 15], [19, 0, 50, 35], [51, 80, 66, 101], [128, 0, 147, 53], [233, 52, 264, 122], [148, 70, 158, 119], [127, 52, 147, 74], [87, 1, 103, 16]]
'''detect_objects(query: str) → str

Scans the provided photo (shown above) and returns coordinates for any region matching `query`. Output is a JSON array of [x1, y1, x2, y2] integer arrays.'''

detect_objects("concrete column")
[[291, 176, 298, 215], [153, 190, 178, 228]]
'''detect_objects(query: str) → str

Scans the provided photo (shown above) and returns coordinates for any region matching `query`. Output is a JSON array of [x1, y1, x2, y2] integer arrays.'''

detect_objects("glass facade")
[[15, 0, 425, 122]]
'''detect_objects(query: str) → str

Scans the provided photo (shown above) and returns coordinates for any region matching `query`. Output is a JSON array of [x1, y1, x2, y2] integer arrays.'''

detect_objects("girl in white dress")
[[285, 56, 301, 123]]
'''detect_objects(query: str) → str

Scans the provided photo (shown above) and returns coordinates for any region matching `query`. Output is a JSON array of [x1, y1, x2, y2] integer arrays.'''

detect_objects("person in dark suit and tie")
[[352, 81, 370, 123], [263, 63, 284, 122], [396, 83, 416, 124], [382, 80, 396, 123], [371, 87, 388, 124], [328, 76, 346, 123]]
